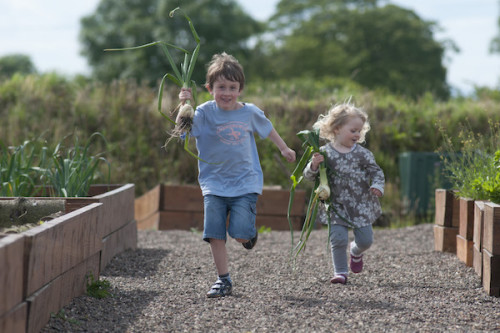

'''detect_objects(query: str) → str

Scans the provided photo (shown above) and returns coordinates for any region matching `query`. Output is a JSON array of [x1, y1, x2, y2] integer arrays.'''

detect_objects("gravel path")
[[42, 224, 500, 332]]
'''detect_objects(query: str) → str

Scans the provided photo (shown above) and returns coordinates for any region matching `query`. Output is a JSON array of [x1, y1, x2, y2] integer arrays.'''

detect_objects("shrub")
[[438, 120, 500, 200]]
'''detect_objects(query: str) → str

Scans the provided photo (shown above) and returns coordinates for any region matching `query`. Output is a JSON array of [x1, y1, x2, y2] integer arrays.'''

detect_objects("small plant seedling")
[[51, 309, 81, 326], [86, 272, 112, 299], [258, 225, 271, 234]]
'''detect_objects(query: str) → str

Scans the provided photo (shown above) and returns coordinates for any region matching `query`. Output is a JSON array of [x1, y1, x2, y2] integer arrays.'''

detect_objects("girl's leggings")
[[329, 224, 373, 275]]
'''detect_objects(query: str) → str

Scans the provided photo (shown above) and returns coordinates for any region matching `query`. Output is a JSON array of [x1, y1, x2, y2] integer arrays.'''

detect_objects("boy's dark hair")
[[205, 52, 245, 91]]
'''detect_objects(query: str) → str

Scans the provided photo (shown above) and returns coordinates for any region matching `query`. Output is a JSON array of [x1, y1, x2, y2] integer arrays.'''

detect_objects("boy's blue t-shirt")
[[190, 100, 273, 197]]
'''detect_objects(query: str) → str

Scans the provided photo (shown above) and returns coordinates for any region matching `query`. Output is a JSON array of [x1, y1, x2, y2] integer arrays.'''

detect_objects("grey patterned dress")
[[303, 143, 385, 228]]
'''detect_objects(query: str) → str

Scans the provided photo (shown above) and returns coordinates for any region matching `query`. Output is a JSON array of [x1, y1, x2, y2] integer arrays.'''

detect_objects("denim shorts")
[[203, 193, 258, 242]]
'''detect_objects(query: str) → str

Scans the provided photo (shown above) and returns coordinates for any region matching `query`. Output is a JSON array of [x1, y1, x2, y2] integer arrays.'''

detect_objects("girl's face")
[[334, 116, 364, 148], [207, 77, 242, 111]]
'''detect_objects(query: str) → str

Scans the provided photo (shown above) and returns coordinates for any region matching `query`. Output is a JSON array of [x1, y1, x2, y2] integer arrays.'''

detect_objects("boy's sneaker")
[[206, 278, 232, 298], [242, 232, 258, 250], [350, 253, 363, 273], [330, 274, 348, 284]]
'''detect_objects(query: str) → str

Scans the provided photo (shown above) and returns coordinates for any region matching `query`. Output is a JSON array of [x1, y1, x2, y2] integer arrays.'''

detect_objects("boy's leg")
[[203, 195, 232, 297], [206, 238, 232, 298], [209, 238, 228, 276], [227, 193, 258, 249]]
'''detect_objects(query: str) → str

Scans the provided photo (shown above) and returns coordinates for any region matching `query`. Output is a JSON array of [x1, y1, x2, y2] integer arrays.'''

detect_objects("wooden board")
[[92, 184, 135, 239], [434, 189, 460, 227], [433, 225, 458, 253], [26, 252, 100, 333], [483, 202, 500, 255], [137, 211, 160, 231], [134, 185, 160, 222], [0, 234, 25, 315], [100, 219, 138, 271], [473, 244, 482, 278], [24, 203, 102, 296], [160, 211, 205, 230], [473, 201, 485, 249], [459, 198, 475, 240], [159, 185, 306, 231], [456, 234, 473, 267], [0, 302, 27, 333], [482, 248, 500, 297], [161, 185, 203, 212]]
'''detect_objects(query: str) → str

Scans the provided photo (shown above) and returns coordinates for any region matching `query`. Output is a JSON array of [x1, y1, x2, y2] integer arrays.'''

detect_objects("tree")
[[0, 54, 37, 77], [80, 0, 262, 85], [490, 14, 500, 54], [255, 0, 451, 99]]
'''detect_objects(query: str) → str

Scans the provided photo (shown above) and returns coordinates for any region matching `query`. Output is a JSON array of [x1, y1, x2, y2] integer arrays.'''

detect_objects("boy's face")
[[207, 77, 242, 111]]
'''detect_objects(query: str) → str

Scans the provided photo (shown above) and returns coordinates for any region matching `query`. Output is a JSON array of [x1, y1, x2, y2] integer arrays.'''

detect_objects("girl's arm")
[[303, 152, 324, 181], [267, 128, 296, 163], [365, 151, 385, 196]]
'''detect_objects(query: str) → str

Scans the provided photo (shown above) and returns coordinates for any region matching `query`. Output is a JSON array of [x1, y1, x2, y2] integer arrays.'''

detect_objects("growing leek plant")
[[44, 133, 110, 197], [104, 7, 205, 162], [0, 140, 47, 197], [1, 134, 109, 198]]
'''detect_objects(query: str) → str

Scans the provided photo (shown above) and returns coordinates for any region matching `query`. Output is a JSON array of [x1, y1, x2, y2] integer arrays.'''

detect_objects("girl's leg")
[[349, 225, 373, 274], [329, 224, 349, 276], [350, 225, 374, 256], [209, 239, 228, 276]]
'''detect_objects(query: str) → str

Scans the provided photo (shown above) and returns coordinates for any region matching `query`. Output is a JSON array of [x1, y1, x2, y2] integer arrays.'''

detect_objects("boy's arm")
[[267, 128, 296, 162]]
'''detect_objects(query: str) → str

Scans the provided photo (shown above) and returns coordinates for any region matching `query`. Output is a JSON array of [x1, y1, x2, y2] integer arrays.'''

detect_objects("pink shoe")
[[350, 254, 363, 273], [330, 274, 347, 284]]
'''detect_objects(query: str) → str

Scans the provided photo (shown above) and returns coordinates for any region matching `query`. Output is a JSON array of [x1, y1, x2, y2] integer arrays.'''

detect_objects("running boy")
[[179, 52, 296, 298]]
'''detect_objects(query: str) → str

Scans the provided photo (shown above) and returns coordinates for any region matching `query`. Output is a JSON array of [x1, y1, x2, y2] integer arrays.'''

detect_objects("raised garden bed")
[[0, 184, 138, 332], [135, 184, 306, 231], [434, 189, 500, 297]]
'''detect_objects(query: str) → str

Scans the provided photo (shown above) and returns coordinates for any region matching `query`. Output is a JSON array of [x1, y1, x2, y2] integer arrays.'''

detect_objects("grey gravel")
[[42, 224, 500, 332]]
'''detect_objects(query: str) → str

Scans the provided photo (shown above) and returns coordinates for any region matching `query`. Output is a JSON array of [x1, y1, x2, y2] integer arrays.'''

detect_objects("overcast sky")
[[1, 0, 499, 95]]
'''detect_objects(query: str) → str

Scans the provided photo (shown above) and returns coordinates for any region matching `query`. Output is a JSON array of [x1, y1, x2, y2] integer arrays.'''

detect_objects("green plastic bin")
[[399, 152, 452, 217]]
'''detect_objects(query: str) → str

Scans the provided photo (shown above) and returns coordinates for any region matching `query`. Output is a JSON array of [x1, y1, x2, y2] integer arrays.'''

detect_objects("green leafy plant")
[[44, 132, 110, 197], [86, 272, 112, 299], [0, 139, 49, 197], [51, 309, 81, 326], [438, 120, 500, 200], [473, 150, 500, 204], [258, 225, 271, 233]]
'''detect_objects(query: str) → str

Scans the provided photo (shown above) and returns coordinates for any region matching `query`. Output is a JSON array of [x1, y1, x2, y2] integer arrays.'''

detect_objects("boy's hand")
[[179, 88, 192, 102], [281, 147, 296, 163]]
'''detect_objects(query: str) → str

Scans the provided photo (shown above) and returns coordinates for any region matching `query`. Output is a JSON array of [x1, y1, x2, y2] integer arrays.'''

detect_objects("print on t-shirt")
[[216, 122, 248, 145]]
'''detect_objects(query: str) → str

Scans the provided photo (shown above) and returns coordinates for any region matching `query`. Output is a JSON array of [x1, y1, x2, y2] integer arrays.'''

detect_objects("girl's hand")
[[370, 188, 383, 197], [311, 152, 324, 171], [179, 88, 192, 103]]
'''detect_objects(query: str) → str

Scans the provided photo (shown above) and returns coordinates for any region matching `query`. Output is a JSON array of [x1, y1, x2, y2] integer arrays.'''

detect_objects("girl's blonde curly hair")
[[313, 102, 371, 144]]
